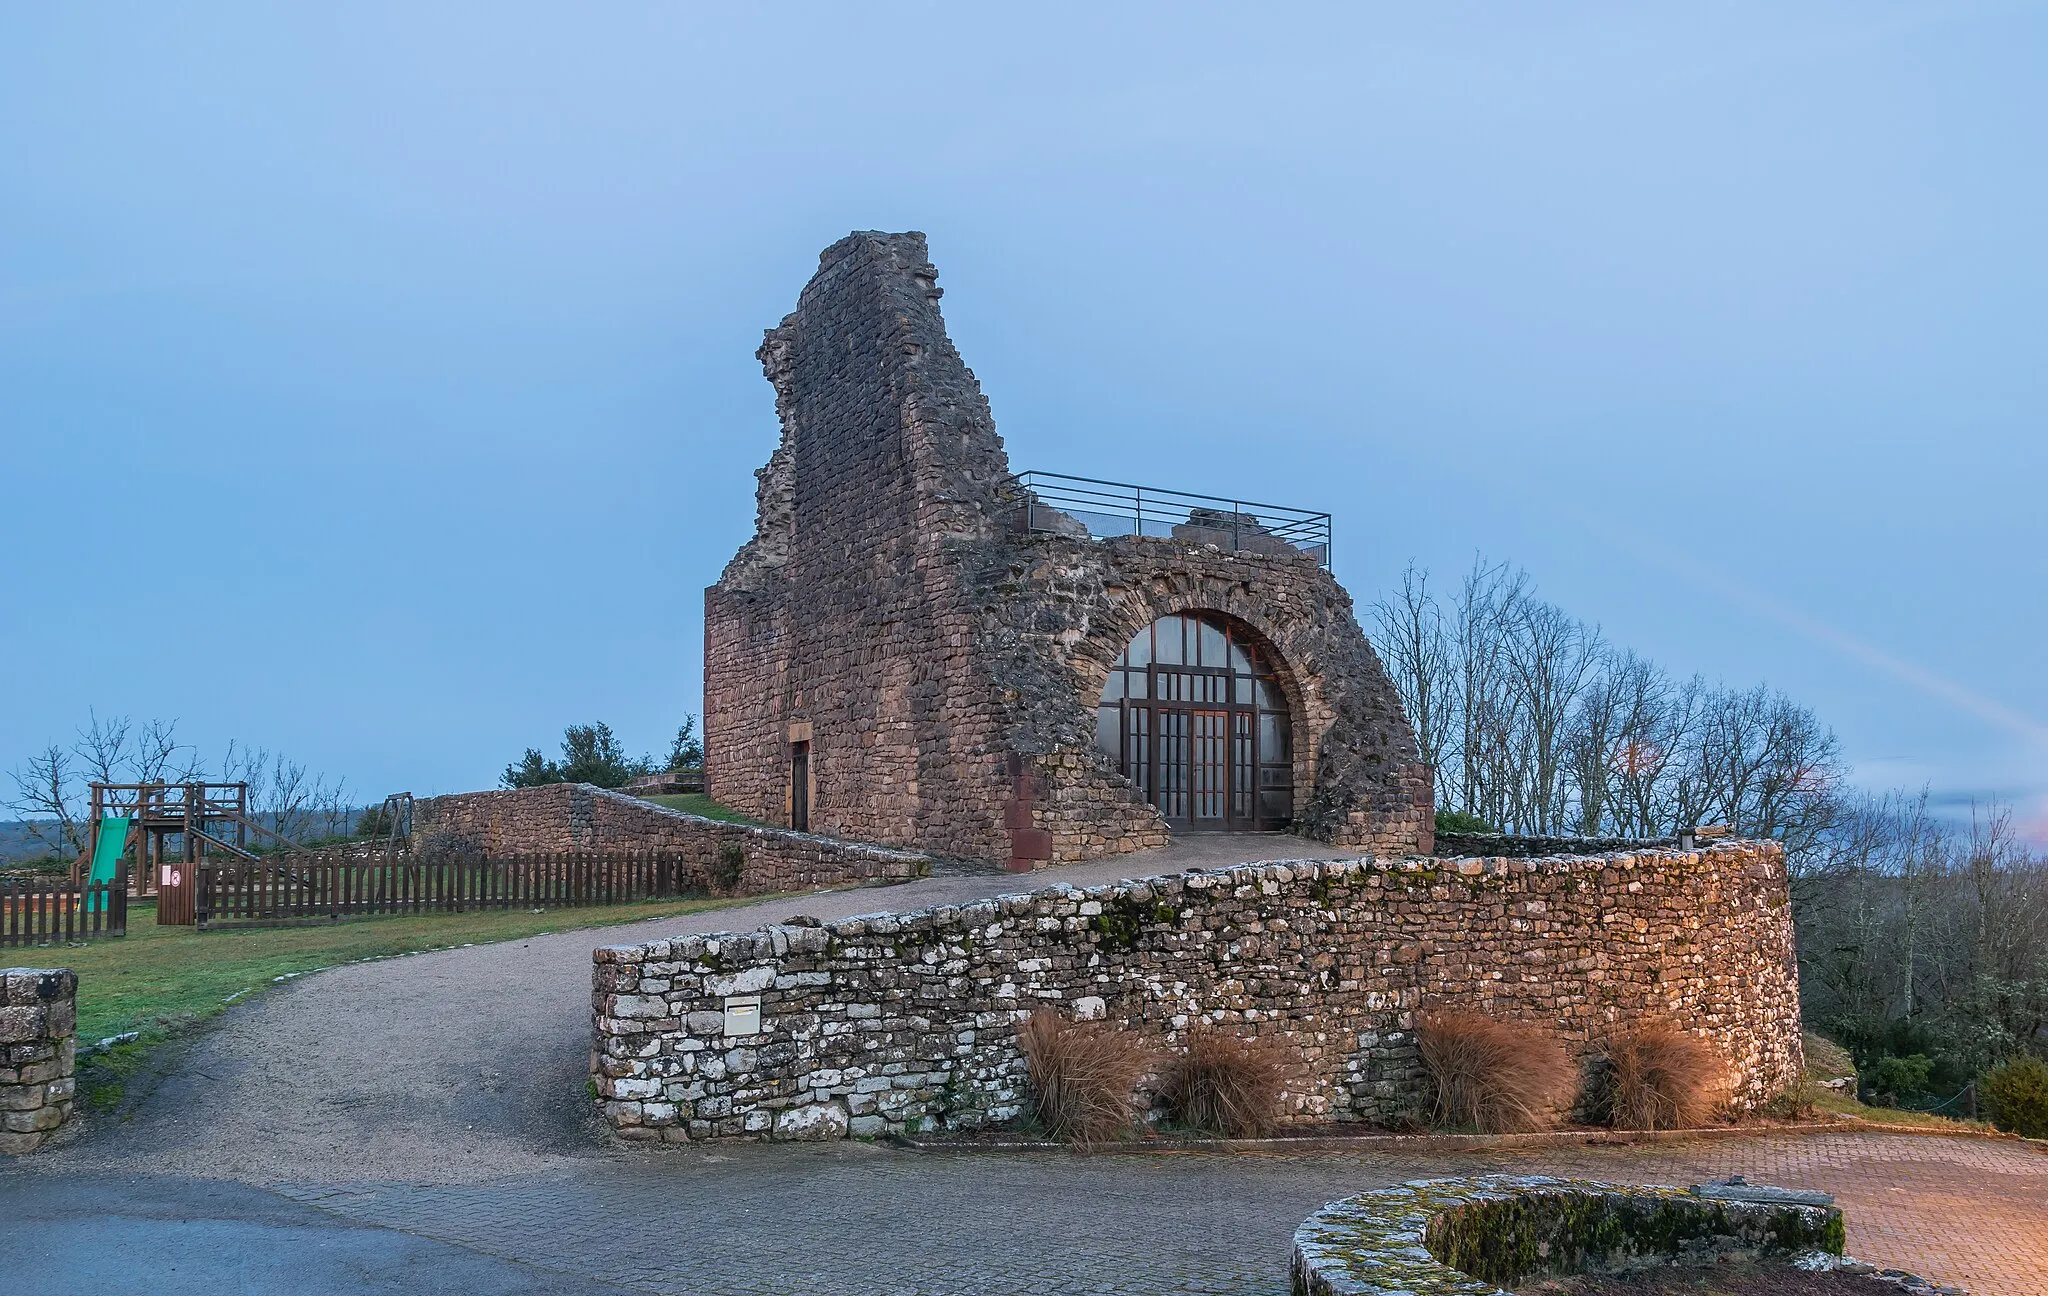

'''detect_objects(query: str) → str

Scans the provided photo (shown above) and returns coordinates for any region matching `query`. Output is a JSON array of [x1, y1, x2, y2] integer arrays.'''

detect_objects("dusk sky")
[[5, 5, 2044, 836]]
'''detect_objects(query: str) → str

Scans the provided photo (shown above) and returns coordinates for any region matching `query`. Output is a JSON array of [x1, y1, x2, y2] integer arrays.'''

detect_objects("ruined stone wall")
[[591, 841, 1802, 1143], [704, 230, 1432, 868], [705, 231, 1016, 862], [965, 530, 1433, 862], [0, 968, 76, 1154], [410, 784, 933, 894]]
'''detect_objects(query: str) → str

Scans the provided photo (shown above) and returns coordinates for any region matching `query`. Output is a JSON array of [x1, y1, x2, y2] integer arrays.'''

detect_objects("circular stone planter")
[[1290, 1175, 1848, 1295]]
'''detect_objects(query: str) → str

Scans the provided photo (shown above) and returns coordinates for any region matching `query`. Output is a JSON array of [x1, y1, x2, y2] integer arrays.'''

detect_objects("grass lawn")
[[1809, 1086, 1996, 1132], [57, 893, 762, 1047], [641, 792, 763, 825]]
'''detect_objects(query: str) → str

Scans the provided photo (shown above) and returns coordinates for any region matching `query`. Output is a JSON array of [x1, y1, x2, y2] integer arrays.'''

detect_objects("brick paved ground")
[[257, 1133, 2044, 1296]]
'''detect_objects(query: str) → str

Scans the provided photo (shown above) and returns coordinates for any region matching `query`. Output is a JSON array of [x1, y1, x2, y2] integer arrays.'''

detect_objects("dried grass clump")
[[1595, 1020, 1727, 1130], [1158, 1028, 1292, 1137], [1415, 1009, 1576, 1133], [1016, 1009, 1152, 1146]]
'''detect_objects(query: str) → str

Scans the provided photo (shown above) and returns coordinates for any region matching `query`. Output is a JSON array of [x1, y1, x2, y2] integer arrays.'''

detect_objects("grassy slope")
[[58, 894, 759, 1046], [640, 792, 763, 825], [1800, 1029, 1997, 1133]]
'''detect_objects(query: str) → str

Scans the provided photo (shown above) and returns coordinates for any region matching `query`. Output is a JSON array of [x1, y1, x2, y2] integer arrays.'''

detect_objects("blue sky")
[[4, 4, 2044, 835]]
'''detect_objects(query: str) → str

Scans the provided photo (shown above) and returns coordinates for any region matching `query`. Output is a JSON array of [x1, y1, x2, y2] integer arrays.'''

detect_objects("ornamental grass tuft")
[[1592, 1019, 1727, 1131], [1158, 1027, 1291, 1137], [1016, 1008, 1151, 1146], [1415, 1009, 1576, 1133]]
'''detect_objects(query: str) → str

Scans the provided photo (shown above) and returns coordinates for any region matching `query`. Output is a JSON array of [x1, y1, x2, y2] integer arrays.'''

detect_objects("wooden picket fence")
[[0, 872, 129, 947], [194, 850, 711, 929]]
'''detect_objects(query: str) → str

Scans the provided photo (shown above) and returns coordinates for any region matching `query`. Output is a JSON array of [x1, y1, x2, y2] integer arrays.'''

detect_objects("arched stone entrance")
[[1094, 611, 1294, 831]]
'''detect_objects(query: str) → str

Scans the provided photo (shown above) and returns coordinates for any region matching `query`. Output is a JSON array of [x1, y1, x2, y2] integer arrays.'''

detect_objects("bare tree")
[[1455, 558, 1529, 830], [5, 744, 87, 858], [1794, 789, 1940, 1032], [261, 754, 342, 844], [1564, 653, 1624, 836], [1681, 684, 1841, 852], [313, 780, 355, 840], [8, 716, 355, 865], [216, 743, 348, 845], [1794, 793, 2048, 1085], [1504, 597, 1600, 833], [1569, 652, 1696, 838], [1377, 555, 1842, 846], [73, 710, 132, 787], [132, 718, 203, 784], [219, 740, 271, 807], [1371, 563, 1455, 779]]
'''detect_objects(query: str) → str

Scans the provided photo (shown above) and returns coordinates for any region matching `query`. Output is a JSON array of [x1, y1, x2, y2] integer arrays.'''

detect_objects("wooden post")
[[85, 784, 103, 885]]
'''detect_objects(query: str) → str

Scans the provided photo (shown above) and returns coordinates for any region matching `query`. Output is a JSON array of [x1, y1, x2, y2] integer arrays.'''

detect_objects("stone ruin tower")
[[705, 231, 1433, 870]]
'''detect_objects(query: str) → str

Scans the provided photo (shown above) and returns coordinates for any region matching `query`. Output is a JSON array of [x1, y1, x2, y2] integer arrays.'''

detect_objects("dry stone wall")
[[704, 230, 1431, 869], [0, 967, 76, 1154], [411, 784, 933, 894], [591, 840, 1801, 1142]]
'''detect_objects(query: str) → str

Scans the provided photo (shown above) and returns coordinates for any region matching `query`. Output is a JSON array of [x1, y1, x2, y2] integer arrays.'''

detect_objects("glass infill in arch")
[[1095, 612, 1294, 831]]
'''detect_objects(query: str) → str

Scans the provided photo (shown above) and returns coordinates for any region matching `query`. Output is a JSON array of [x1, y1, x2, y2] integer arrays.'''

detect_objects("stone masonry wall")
[[591, 840, 1801, 1142], [704, 230, 1431, 869], [963, 527, 1434, 862], [0, 968, 77, 1154], [705, 231, 1017, 863], [411, 784, 933, 894]]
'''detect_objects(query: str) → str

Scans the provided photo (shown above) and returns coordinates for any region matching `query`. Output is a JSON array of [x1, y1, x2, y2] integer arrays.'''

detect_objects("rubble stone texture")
[[0, 967, 77, 1154], [410, 784, 932, 894], [703, 230, 1432, 869], [590, 840, 1802, 1143], [1289, 1175, 1845, 1296]]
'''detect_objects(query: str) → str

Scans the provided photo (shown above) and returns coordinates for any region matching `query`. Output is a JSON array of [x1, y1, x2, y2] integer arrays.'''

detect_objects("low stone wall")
[[1, 968, 77, 1154], [590, 840, 1802, 1142], [1290, 1176, 1844, 1295], [412, 784, 935, 895]]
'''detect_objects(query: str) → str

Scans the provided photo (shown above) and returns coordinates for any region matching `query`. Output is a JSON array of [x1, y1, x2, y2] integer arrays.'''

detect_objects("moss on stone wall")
[[1292, 1176, 1843, 1295]]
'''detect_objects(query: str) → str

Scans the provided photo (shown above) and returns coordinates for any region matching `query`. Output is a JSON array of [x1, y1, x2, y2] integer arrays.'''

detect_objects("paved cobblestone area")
[[259, 1133, 2043, 1296]]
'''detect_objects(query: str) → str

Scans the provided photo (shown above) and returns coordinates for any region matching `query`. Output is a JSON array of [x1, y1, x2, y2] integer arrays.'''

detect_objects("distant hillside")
[[0, 811, 376, 865], [0, 820, 68, 866]]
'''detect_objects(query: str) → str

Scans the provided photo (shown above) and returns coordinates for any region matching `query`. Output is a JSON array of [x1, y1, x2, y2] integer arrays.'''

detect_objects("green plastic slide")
[[84, 816, 130, 912]]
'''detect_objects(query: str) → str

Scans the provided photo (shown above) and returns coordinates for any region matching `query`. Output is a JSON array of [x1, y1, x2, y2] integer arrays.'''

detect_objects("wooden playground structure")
[[85, 781, 315, 924]]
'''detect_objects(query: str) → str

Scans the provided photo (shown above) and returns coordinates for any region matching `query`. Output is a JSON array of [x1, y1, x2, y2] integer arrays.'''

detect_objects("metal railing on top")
[[1013, 471, 1331, 566]]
